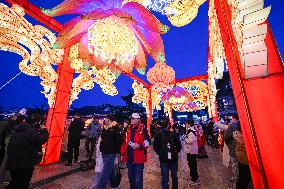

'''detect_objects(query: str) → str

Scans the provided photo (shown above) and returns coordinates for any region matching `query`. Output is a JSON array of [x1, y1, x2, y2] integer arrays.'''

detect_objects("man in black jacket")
[[153, 120, 182, 189], [66, 113, 85, 166], [6, 115, 48, 189]]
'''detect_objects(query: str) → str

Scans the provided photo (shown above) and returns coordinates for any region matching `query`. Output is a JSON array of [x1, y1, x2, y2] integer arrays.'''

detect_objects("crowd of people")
[[0, 111, 253, 189], [0, 113, 48, 188]]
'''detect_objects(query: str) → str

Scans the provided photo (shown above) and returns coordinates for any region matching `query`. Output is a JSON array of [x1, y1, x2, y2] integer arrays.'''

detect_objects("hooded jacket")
[[224, 120, 240, 157], [184, 126, 198, 155], [7, 124, 48, 171]]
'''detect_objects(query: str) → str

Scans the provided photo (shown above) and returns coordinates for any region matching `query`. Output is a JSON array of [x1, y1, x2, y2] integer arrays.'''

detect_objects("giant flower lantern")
[[42, 0, 169, 74], [146, 62, 175, 93]]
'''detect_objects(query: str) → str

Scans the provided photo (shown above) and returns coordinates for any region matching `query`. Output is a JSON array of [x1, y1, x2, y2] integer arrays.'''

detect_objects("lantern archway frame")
[[2, 1, 284, 189]]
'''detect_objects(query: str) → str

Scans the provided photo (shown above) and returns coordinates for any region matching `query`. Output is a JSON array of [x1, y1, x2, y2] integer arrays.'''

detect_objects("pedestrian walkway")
[[31, 146, 231, 189]]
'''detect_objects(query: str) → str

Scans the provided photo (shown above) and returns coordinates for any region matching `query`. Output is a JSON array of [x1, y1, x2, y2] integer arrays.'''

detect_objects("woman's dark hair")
[[232, 114, 239, 120], [124, 120, 130, 125], [160, 120, 169, 129], [224, 117, 231, 124], [92, 119, 100, 125], [105, 114, 115, 121], [186, 119, 195, 126]]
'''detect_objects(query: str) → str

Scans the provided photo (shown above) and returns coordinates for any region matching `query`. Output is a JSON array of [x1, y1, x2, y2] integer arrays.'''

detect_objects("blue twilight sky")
[[0, 0, 283, 109]]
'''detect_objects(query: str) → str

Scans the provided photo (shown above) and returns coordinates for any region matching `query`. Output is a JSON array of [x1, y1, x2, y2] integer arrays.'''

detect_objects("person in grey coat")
[[224, 115, 240, 187]]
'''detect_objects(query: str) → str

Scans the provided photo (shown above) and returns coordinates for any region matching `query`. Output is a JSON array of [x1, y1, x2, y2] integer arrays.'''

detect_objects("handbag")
[[80, 159, 96, 172], [109, 166, 122, 188]]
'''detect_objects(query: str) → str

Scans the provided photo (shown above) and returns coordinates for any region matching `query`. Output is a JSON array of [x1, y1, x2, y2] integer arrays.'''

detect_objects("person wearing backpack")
[[184, 120, 200, 186], [85, 119, 102, 161], [153, 120, 182, 189]]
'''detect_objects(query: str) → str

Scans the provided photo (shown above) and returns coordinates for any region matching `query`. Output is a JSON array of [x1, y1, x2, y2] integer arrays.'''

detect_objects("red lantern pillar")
[[146, 86, 153, 136], [41, 47, 74, 165], [214, 0, 284, 188]]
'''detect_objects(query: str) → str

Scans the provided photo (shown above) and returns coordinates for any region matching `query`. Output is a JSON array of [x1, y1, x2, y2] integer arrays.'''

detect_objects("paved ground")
[[35, 146, 231, 189], [0, 142, 232, 189]]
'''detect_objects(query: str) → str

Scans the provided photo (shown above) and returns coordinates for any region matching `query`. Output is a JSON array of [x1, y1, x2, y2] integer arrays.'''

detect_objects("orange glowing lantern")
[[146, 62, 175, 93]]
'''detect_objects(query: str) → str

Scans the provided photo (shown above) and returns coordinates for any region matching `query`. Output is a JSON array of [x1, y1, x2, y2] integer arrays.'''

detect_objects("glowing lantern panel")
[[147, 62, 175, 93], [88, 16, 139, 71]]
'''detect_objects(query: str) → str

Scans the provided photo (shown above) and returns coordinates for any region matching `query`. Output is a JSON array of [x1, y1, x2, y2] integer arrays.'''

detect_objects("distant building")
[[216, 72, 238, 117]]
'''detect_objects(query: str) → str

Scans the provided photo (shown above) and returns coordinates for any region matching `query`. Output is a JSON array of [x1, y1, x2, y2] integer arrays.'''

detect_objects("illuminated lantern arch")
[[1, 1, 284, 188]]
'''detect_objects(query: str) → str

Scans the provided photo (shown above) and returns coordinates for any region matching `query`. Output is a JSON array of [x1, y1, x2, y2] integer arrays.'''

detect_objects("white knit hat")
[[131, 113, 140, 119]]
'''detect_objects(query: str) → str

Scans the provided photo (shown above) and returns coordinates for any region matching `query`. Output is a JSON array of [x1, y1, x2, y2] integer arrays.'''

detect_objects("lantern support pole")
[[41, 47, 74, 165], [174, 74, 208, 84], [146, 85, 153, 136]]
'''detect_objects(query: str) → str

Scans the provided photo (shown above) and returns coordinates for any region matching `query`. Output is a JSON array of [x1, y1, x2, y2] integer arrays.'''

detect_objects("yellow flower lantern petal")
[[166, 0, 206, 27]]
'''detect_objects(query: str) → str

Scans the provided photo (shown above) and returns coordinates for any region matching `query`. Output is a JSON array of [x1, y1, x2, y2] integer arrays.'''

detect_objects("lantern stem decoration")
[[207, 0, 227, 117], [132, 81, 150, 115], [70, 66, 119, 105], [166, 0, 207, 27]]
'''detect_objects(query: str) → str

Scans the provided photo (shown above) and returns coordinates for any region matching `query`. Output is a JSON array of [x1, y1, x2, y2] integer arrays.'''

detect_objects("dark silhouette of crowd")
[[0, 113, 48, 189], [0, 111, 253, 189]]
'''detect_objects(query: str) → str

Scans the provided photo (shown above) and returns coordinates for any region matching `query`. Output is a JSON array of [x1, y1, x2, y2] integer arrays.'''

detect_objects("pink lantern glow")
[[162, 86, 193, 105]]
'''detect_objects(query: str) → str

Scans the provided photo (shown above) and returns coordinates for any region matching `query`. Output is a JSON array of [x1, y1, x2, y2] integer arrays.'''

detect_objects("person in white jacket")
[[184, 120, 200, 186], [91, 136, 103, 189]]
